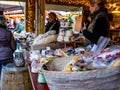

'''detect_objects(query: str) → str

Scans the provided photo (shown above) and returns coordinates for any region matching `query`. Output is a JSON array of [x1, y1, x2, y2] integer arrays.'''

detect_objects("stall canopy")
[[0, 1, 24, 11]]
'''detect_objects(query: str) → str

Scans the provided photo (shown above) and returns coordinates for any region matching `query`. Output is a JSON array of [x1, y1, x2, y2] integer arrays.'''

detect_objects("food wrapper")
[[94, 48, 120, 61], [62, 55, 79, 72]]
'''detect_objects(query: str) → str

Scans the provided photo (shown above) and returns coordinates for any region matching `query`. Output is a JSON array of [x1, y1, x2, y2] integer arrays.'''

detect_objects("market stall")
[[1, 0, 120, 90], [25, 0, 120, 90], [28, 41, 120, 90], [26, 1, 120, 90]]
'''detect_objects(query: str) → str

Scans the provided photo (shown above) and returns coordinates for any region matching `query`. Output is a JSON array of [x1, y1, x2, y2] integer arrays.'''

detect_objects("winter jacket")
[[45, 20, 60, 34], [0, 27, 16, 60], [13, 22, 24, 33], [83, 8, 110, 44]]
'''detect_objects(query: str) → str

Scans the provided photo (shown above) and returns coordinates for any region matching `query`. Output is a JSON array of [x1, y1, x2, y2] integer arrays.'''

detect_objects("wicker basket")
[[42, 56, 120, 90]]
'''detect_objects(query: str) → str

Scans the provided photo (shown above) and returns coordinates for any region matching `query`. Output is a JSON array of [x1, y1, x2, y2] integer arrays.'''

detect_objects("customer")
[[81, 0, 110, 44], [45, 12, 60, 34], [0, 15, 16, 79], [13, 18, 24, 33]]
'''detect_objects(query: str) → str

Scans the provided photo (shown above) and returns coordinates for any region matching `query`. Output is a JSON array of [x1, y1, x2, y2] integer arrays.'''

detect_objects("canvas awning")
[[0, 1, 24, 11]]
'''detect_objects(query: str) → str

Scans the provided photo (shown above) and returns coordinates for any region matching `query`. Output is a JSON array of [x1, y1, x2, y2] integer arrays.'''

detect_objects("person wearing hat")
[[0, 15, 16, 79], [81, 0, 111, 44]]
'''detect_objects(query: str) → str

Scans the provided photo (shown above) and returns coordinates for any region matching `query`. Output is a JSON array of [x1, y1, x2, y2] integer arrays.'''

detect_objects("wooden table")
[[28, 64, 49, 90]]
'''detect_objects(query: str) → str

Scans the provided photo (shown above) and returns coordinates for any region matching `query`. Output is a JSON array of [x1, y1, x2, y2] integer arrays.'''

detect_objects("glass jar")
[[13, 43, 25, 67]]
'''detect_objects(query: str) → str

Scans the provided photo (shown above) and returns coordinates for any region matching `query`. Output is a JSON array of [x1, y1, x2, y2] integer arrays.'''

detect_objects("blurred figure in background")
[[7, 17, 15, 30], [13, 18, 24, 33], [0, 15, 16, 79]]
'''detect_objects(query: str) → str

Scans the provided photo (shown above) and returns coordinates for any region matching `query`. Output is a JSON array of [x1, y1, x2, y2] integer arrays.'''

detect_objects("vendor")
[[81, 0, 111, 44], [32, 12, 61, 49], [45, 12, 60, 34]]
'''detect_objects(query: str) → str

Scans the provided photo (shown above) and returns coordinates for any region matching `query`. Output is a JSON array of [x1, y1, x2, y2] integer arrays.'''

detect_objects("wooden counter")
[[27, 64, 49, 90]]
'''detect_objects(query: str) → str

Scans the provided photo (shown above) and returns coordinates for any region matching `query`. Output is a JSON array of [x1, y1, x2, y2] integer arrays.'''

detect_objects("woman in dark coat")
[[45, 12, 60, 34], [0, 15, 16, 79], [81, 0, 110, 44]]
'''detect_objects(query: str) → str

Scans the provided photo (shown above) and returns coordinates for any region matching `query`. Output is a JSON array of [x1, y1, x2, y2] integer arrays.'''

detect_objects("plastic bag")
[[92, 60, 108, 69]]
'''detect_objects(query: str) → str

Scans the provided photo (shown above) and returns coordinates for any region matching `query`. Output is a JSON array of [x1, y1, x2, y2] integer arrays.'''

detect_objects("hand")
[[80, 22, 87, 32], [82, 22, 87, 30]]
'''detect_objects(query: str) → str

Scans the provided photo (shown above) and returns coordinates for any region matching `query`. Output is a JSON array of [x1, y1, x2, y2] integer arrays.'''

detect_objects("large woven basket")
[[42, 56, 120, 90]]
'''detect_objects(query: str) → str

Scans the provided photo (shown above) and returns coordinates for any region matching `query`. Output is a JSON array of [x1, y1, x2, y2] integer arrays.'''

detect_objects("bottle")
[[37, 63, 46, 83], [38, 72, 46, 83], [13, 42, 25, 67]]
